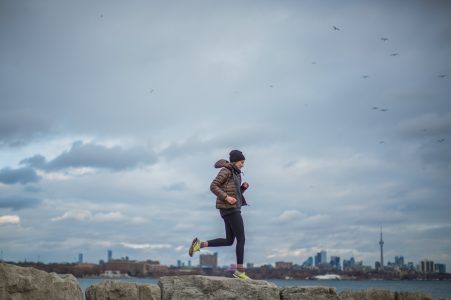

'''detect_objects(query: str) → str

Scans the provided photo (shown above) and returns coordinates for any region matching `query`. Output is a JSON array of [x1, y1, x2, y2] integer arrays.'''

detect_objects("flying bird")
[[380, 108, 388, 112], [100, 14, 104, 18], [312, 61, 317, 65], [362, 75, 369, 79], [381, 37, 389, 42], [150, 89, 154, 93], [333, 26, 340, 31], [438, 74, 447, 78], [379, 141, 385, 144], [269, 85, 274, 88], [390, 53, 399, 56], [372, 106, 379, 110], [437, 138, 445, 143]]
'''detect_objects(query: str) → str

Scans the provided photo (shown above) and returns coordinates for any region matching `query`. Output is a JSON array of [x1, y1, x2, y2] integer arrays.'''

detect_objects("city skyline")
[[1, 0, 450, 268]]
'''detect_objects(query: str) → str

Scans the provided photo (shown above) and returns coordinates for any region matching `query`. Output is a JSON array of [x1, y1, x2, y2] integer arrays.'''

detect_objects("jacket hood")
[[214, 159, 231, 169], [214, 159, 241, 174]]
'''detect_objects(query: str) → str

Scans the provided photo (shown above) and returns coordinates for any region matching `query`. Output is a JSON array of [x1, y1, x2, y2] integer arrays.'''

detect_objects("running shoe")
[[189, 237, 200, 257], [233, 270, 251, 280]]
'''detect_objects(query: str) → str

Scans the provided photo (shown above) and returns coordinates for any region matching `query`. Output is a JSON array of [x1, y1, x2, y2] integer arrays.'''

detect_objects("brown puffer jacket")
[[210, 159, 248, 209]]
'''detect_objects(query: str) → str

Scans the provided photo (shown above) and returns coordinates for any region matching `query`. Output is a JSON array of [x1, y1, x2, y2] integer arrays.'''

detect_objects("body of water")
[[78, 277, 451, 299]]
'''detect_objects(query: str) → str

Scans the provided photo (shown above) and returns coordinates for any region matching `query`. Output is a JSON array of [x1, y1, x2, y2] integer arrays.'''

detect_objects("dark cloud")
[[0, 166, 41, 185], [20, 141, 157, 171], [0, 111, 53, 148], [0, 195, 42, 210]]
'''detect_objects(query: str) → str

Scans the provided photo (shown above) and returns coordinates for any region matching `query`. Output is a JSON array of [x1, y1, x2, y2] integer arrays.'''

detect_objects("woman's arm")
[[210, 168, 231, 201]]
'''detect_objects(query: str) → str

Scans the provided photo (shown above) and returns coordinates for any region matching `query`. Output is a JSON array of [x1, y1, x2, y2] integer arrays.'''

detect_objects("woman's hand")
[[226, 196, 237, 205]]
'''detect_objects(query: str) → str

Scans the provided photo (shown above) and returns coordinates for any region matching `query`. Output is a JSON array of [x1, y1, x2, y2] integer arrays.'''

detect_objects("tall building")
[[315, 251, 327, 266], [200, 252, 218, 268], [320, 251, 327, 265], [434, 263, 446, 273], [420, 259, 434, 273], [394, 256, 404, 267], [107, 250, 112, 262], [330, 256, 340, 269], [78, 253, 83, 264], [379, 227, 384, 269], [302, 257, 313, 267]]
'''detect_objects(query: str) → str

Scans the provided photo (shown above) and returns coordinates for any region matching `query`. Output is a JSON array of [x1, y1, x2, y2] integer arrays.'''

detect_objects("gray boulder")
[[159, 275, 280, 300], [280, 286, 339, 300], [339, 288, 438, 300], [85, 280, 160, 300], [0, 262, 82, 300]]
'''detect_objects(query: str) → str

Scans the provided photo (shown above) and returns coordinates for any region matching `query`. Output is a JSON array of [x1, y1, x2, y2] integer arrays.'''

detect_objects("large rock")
[[280, 286, 339, 300], [159, 275, 280, 300], [0, 262, 82, 300], [85, 280, 160, 300], [339, 288, 438, 300]]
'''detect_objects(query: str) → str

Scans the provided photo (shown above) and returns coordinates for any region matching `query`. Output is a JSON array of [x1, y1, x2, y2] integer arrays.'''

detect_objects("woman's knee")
[[224, 236, 235, 246]]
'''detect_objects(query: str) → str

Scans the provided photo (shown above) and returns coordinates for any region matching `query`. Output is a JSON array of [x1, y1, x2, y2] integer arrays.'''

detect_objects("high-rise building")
[[395, 256, 404, 267], [302, 257, 313, 267], [315, 251, 327, 266], [78, 253, 83, 264], [177, 260, 182, 268], [420, 259, 434, 273], [343, 257, 356, 269], [200, 252, 218, 268], [330, 256, 340, 269], [320, 251, 327, 265], [379, 227, 384, 270], [246, 263, 254, 269], [108, 250, 112, 262], [315, 253, 321, 266], [434, 263, 446, 273]]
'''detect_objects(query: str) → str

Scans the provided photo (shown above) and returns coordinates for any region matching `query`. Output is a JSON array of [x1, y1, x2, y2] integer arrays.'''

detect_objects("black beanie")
[[229, 150, 245, 163]]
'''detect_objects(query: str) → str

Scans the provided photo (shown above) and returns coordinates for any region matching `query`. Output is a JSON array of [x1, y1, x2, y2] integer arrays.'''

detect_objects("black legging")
[[207, 212, 245, 264]]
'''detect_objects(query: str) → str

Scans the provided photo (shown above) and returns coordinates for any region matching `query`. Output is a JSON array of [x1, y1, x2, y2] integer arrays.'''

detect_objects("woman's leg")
[[204, 216, 235, 247], [227, 212, 245, 272]]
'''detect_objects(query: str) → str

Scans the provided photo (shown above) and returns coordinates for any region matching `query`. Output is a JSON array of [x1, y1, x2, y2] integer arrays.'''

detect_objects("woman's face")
[[234, 160, 245, 169]]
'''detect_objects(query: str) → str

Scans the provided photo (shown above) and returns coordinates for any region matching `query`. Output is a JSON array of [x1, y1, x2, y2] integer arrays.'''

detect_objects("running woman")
[[189, 150, 250, 279]]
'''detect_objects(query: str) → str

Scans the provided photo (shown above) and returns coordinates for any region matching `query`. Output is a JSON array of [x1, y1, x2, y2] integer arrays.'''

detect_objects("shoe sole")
[[189, 238, 199, 257]]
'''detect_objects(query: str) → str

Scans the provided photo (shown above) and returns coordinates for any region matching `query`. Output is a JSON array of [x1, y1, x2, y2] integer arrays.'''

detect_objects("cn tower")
[[379, 226, 384, 269]]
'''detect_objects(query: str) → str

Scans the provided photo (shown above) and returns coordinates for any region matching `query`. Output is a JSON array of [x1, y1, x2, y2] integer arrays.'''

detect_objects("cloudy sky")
[[1, 0, 450, 269]]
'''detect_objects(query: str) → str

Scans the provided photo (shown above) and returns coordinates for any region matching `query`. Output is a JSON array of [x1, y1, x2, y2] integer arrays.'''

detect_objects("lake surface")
[[78, 277, 451, 299]]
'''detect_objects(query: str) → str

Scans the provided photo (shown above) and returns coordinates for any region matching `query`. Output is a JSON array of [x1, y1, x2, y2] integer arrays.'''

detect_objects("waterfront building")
[[330, 256, 340, 270], [275, 261, 293, 269], [200, 252, 218, 268], [320, 250, 327, 265], [315, 250, 327, 266], [395, 256, 404, 267], [435, 263, 446, 273], [302, 257, 313, 267], [78, 253, 83, 264], [108, 250, 112, 262], [420, 259, 434, 273]]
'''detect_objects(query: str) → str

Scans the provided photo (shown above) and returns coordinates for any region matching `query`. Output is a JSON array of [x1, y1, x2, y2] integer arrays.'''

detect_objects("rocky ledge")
[[0, 262, 83, 300], [0, 263, 442, 300]]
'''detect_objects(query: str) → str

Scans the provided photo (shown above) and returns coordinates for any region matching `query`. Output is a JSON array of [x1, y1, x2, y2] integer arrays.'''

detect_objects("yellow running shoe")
[[189, 237, 200, 257], [233, 270, 251, 280]]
